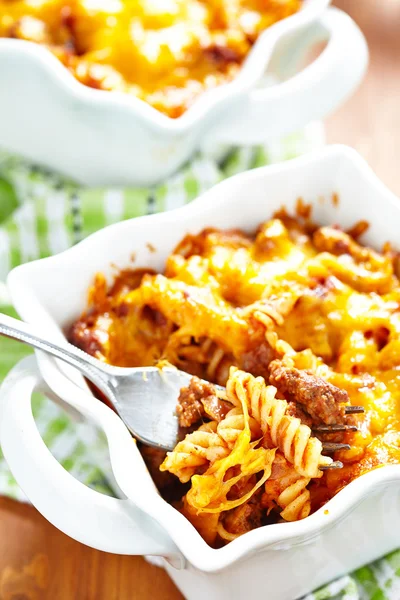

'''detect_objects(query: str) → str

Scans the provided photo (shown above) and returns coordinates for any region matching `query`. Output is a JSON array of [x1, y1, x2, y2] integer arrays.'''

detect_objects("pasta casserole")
[[69, 208, 400, 546], [0, 0, 301, 117]]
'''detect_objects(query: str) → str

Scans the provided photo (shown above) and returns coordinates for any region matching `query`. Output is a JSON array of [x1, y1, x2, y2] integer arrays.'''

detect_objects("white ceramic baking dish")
[[2, 145, 400, 600], [0, 4, 367, 186]]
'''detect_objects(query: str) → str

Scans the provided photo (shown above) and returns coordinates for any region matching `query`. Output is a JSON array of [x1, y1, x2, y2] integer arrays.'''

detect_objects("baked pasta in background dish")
[[0, 0, 301, 118], [70, 209, 400, 546]]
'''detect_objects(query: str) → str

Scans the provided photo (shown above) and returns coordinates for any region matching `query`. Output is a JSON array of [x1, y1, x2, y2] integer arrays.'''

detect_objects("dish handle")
[[205, 7, 368, 146], [0, 356, 183, 567]]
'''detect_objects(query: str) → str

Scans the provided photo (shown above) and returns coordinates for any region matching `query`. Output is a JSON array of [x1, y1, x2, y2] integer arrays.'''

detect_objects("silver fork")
[[0, 313, 362, 462]]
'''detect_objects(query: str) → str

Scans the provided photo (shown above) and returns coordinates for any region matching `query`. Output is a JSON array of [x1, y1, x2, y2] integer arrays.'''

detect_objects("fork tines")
[[345, 405, 364, 414], [322, 442, 351, 452], [316, 405, 365, 468], [320, 461, 343, 471], [313, 424, 358, 433], [313, 405, 364, 435]]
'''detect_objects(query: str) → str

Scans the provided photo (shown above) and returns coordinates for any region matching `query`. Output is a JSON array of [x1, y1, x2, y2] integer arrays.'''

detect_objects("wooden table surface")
[[1, 1, 400, 598]]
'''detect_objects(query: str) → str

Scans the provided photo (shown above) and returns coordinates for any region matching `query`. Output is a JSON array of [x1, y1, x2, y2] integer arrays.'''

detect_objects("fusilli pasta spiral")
[[226, 367, 332, 477], [160, 421, 229, 483], [217, 407, 261, 446], [185, 379, 276, 513], [262, 454, 311, 521]]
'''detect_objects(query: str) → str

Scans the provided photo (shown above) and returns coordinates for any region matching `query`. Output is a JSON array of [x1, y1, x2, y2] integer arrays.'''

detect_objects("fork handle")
[[0, 312, 113, 400]]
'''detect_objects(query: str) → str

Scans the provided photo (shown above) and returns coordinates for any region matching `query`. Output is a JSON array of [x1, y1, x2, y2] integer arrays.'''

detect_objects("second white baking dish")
[[0, 4, 367, 186]]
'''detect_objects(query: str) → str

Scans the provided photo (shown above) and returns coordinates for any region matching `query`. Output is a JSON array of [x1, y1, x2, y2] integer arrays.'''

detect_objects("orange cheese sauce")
[[0, 0, 301, 117], [69, 215, 400, 508]]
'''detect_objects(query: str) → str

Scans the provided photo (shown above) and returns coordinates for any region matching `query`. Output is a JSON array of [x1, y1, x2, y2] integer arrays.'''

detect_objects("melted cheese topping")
[[0, 0, 301, 117], [69, 216, 400, 512]]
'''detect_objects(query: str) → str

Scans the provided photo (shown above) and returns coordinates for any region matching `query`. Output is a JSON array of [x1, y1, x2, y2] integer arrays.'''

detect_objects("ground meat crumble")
[[268, 360, 349, 425], [176, 376, 231, 428]]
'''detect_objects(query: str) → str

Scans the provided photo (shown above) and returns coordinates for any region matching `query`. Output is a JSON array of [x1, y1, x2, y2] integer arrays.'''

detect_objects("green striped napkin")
[[1, 127, 399, 599]]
